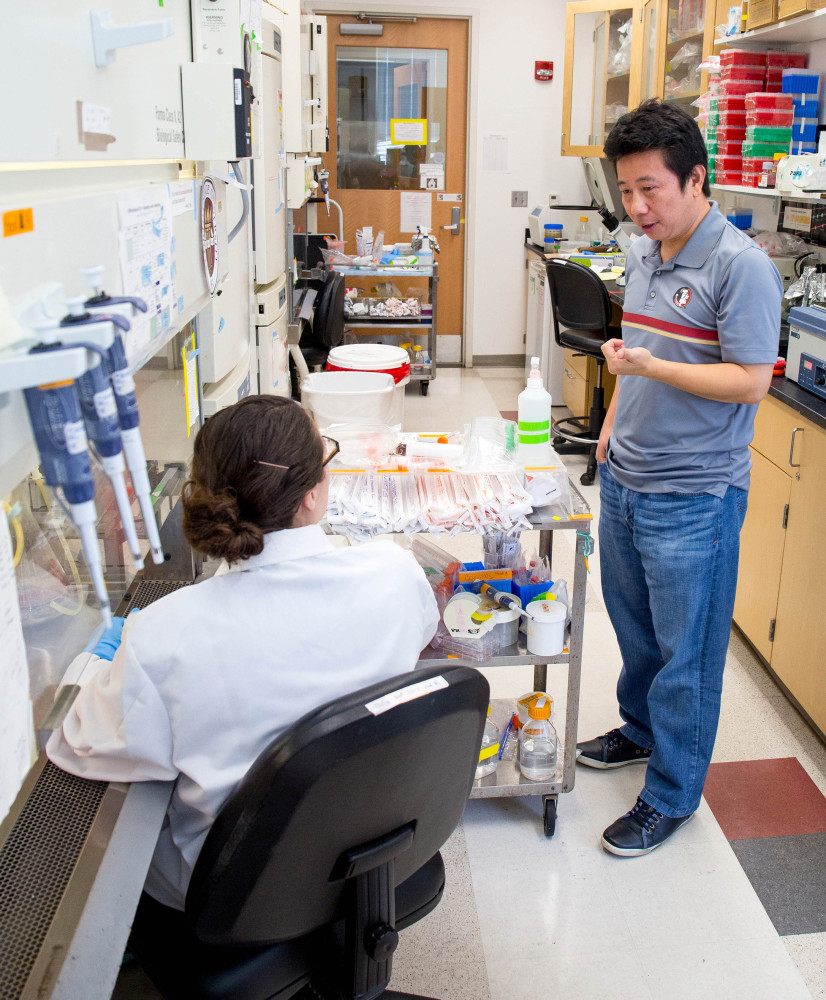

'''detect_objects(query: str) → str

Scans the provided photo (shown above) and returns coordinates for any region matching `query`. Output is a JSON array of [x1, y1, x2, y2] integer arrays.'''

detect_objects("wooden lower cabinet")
[[735, 394, 826, 737], [771, 412, 826, 736], [733, 448, 790, 662], [561, 348, 617, 417]]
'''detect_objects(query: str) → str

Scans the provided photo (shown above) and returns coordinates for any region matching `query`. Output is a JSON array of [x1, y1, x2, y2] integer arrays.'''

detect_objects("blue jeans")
[[598, 463, 748, 817]]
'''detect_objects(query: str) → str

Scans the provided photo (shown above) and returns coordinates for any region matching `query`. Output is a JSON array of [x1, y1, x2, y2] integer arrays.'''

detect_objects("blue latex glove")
[[93, 617, 126, 661]]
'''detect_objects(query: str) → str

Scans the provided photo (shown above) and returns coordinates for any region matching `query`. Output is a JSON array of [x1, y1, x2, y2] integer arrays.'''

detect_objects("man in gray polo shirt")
[[576, 100, 782, 856]]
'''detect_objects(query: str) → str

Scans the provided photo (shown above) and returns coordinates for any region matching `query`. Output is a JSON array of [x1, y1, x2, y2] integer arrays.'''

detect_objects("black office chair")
[[545, 258, 622, 486], [299, 269, 347, 371], [128, 664, 490, 1000]]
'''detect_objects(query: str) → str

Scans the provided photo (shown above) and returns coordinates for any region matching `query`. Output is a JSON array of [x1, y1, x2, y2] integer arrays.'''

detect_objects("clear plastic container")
[[475, 706, 500, 780], [519, 695, 558, 782]]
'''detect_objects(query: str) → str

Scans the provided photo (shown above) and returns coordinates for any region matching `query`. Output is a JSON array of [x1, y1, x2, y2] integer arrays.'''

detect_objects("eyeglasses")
[[321, 435, 340, 467], [256, 435, 339, 472]]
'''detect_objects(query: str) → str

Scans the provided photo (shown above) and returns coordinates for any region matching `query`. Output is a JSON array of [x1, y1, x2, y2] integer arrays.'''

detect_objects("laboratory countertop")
[[768, 374, 826, 431]]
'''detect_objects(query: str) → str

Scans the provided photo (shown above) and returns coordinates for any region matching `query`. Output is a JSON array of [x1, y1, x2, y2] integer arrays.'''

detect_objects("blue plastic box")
[[783, 70, 820, 94], [792, 120, 818, 143], [792, 98, 819, 118], [512, 580, 553, 605]]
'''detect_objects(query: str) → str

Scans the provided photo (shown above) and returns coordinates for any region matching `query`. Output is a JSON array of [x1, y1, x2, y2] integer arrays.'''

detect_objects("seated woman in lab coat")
[[47, 395, 439, 913]]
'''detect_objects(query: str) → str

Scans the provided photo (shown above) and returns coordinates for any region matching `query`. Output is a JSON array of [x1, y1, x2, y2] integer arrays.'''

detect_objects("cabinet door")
[[771, 415, 826, 736], [562, 0, 644, 157], [640, 0, 666, 102], [662, 0, 707, 117], [733, 448, 791, 661]]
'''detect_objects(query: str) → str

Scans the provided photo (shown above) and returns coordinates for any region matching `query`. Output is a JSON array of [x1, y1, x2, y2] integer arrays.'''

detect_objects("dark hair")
[[603, 99, 710, 197], [182, 396, 323, 563]]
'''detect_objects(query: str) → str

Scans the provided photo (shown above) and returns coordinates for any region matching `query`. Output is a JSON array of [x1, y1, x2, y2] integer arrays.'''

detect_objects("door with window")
[[321, 15, 468, 359]]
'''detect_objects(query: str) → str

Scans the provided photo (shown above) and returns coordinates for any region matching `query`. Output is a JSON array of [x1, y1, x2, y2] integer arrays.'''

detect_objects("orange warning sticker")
[[3, 208, 34, 238]]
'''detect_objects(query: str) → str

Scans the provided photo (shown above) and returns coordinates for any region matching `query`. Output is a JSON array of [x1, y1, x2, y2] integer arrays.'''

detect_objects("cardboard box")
[[747, 0, 778, 28], [777, 0, 826, 18]]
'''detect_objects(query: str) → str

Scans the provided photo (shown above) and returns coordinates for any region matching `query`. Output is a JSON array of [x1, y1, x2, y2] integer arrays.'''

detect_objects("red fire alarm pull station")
[[535, 61, 553, 81]]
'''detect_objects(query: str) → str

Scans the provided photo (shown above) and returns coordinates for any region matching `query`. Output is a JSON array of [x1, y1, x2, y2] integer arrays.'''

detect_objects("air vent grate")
[[0, 764, 107, 998], [119, 578, 192, 614]]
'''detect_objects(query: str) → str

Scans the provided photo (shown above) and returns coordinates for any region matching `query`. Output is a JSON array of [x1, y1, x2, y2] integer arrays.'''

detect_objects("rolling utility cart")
[[420, 484, 591, 837], [332, 263, 438, 396]]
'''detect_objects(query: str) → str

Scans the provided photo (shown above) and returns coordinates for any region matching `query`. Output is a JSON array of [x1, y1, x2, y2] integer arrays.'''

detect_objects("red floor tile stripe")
[[704, 758, 826, 840]]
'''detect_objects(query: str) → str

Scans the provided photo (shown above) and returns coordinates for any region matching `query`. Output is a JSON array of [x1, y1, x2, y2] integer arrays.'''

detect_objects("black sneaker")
[[576, 728, 652, 769], [602, 797, 694, 857]]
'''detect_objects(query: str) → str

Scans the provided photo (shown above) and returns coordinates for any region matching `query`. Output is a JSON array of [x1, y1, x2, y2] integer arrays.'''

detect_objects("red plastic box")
[[720, 79, 764, 95], [745, 92, 793, 110], [722, 66, 767, 82], [716, 126, 747, 142], [714, 155, 746, 172], [717, 95, 747, 113], [746, 108, 795, 126], [765, 51, 807, 69], [720, 49, 767, 67], [715, 170, 744, 185], [716, 141, 746, 157]]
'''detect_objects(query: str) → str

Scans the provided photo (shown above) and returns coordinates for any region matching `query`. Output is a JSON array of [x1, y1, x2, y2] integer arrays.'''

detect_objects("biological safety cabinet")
[[562, 0, 715, 157]]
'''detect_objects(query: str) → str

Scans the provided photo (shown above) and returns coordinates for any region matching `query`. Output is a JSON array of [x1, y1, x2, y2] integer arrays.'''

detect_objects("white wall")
[[311, 0, 594, 362]]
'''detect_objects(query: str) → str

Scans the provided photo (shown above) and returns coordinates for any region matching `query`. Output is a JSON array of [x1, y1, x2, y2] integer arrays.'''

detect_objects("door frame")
[[309, 2, 479, 367]]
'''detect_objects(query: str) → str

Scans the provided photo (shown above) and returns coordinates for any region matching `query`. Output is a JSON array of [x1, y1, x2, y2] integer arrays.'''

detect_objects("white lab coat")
[[47, 525, 439, 910]]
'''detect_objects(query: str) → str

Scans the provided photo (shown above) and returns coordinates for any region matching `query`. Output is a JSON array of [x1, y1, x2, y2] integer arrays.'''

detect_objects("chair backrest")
[[312, 270, 346, 349], [186, 664, 489, 947], [545, 258, 617, 358]]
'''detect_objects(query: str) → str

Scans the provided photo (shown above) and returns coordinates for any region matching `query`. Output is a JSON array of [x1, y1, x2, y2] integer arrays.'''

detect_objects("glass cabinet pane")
[[640, 0, 659, 102], [336, 46, 448, 190], [602, 9, 635, 146], [664, 0, 706, 118], [569, 6, 634, 149]]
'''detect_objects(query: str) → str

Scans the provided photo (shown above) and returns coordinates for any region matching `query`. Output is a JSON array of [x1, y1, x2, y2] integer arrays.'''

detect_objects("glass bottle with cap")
[[475, 705, 500, 780], [543, 223, 563, 254], [519, 694, 557, 781], [576, 215, 590, 245]]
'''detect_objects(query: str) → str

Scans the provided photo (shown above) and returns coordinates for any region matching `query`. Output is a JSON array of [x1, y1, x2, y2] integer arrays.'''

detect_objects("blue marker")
[[23, 334, 112, 626]]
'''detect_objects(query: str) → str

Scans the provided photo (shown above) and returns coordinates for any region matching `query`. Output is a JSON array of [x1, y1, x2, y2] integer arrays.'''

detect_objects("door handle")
[[441, 206, 462, 236], [789, 427, 804, 469]]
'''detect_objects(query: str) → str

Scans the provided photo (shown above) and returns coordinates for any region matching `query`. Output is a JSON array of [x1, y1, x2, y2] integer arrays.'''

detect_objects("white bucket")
[[301, 370, 404, 431], [525, 600, 567, 656]]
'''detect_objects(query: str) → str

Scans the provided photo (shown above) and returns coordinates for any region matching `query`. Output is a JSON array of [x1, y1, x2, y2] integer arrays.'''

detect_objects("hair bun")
[[182, 482, 265, 561]]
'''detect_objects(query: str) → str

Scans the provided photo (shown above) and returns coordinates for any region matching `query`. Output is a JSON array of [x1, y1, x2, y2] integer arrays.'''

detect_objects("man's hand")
[[602, 339, 655, 377]]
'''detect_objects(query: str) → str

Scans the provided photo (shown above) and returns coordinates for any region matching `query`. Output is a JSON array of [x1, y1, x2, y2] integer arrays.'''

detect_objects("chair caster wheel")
[[580, 472, 595, 486]]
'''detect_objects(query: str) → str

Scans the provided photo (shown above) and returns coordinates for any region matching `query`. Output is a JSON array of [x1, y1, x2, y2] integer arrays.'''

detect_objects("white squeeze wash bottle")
[[517, 357, 553, 465]]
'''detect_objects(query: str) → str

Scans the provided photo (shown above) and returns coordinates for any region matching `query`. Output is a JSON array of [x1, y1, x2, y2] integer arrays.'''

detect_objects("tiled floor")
[[399, 366, 826, 1000], [115, 366, 826, 999]]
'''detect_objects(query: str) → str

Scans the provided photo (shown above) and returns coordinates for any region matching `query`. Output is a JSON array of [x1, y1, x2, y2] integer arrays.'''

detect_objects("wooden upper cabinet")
[[562, 0, 645, 157], [562, 0, 714, 157]]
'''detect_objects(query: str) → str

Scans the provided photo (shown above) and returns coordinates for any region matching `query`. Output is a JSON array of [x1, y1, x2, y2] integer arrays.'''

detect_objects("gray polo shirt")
[[607, 202, 782, 497]]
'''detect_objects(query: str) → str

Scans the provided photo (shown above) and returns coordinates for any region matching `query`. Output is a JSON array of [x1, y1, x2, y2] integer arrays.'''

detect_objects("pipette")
[[22, 332, 112, 627], [479, 582, 530, 619], [60, 298, 144, 571], [68, 277, 164, 565]]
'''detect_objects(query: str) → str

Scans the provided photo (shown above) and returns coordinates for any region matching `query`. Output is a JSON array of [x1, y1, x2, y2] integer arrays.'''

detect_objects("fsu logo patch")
[[673, 286, 692, 307]]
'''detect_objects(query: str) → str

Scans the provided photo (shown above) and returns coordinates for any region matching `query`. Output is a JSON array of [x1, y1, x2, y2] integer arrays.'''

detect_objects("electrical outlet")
[[511, 191, 528, 208]]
